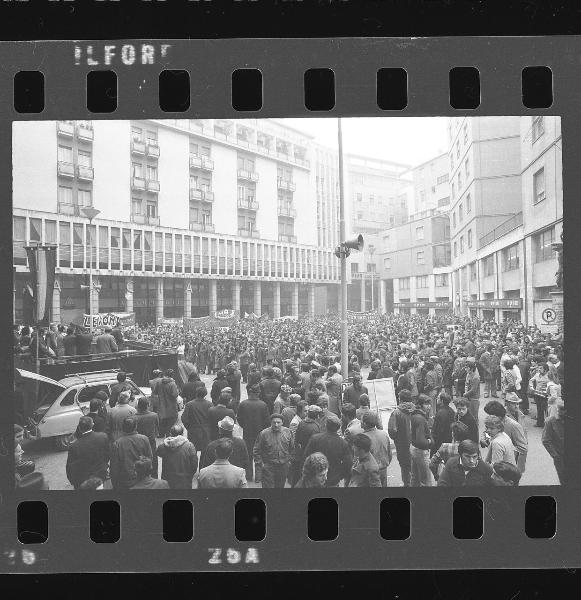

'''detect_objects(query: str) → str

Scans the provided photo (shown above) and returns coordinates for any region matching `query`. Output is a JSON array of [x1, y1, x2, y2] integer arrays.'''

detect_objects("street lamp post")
[[80, 206, 101, 336]]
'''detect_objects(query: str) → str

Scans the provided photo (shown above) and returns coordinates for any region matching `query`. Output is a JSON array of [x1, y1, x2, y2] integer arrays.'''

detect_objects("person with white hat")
[[199, 416, 249, 472]]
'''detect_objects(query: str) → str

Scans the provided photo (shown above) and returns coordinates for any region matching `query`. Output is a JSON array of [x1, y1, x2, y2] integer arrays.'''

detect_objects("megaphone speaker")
[[344, 234, 364, 252]]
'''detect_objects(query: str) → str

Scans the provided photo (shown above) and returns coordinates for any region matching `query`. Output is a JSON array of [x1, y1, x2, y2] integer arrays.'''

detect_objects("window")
[[389, 216, 395, 226], [534, 228, 555, 263], [58, 145, 73, 163], [132, 198, 143, 215], [77, 189, 92, 207], [78, 150, 92, 167], [416, 275, 428, 288], [147, 202, 157, 218], [465, 157, 470, 180], [367, 263, 376, 273], [146, 130, 157, 144], [460, 236, 464, 253], [533, 167, 546, 204], [503, 244, 520, 271], [146, 165, 158, 181], [133, 231, 141, 250], [437, 174, 449, 185], [132, 162, 143, 178], [532, 116, 545, 142], [483, 254, 495, 277], [416, 251, 425, 265], [466, 193, 472, 214], [131, 126, 143, 141], [110, 228, 120, 248], [454, 241, 458, 257], [459, 203, 463, 222], [452, 211, 457, 228], [351, 263, 359, 274], [416, 226, 425, 240], [383, 257, 391, 269], [58, 185, 73, 205], [419, 191, 425, 204], [399, 277, 410, 290], [470, 262, 477, 280], [356, 193, 362, 202], [435, 273, 449, 287], [45, 220, 56, 244], [467, 229, 473, 248], [29, 218, 41, 242], [400, 198, 406, 209]]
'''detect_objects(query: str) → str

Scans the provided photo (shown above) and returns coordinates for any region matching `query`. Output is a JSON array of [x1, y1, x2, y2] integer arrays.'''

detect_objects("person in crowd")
[[355, 394, 371, 421], [529, 362, 550, 427], [75, 326, 93, 356], [491, 461, 522, 486], [111, 324, 124, 351], [454, 398, 479, 444], [78, 477, 104, 490], [292, 404, 322, 486], [481, 415, 517, 466], [501, 358, 517, 398], [253, 413, 294, 488], [148, 369, 163, 413], [107, 390, 137, 443], [246, 363, 261, 391], [289, 400, 308, 441], [410, 395, 434, 487], [361, 411, 391, 487], [343, 374, 368, 410], [66, 416, 110, 489], [546, 369, 562, 420], [387, 389, 415, 487], [431, 392, 456, 458], [342, 402, 363, 445], [325, 364, 343, 417], [181, 384, 213, 457], [273, 384, 293, 416], [110, 416, 152, 489], [200, 416, 249, 472], [208, 390, 237, 442], [63, 326, 77, 356], [156, 369, 180, 436], [226, 362, 242, 412], [517, 352, 531, 414], [348, 433, 382, 487], [181, 371, 207, 406], [130, 456, 169, 489], [95, 326, 119, 354], [437, 440, 494, 487], [156, 423, 198, 489], [109, 372, 133, 409], [464, 357, 481, 422], [259, 366, 282, 414], [85, 394, 108, 433], [211, 369, 229, 406], [294, 452, 329, 488], [542, 398, 565, 484], [134, 396, 160, 477], [429, 421, 470, 481], [197, 438, 248, 489]]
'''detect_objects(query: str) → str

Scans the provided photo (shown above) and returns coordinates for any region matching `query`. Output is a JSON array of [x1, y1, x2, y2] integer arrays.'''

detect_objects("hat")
[[307, 404, 323, 414], [221, 387, 232, 393], [505, 392, 522, 404], [218, 416, 235, 432], [95, 390, 109, 401]]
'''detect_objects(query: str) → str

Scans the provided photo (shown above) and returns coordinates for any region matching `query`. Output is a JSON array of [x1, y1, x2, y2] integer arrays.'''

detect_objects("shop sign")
[[394, 301, 452, 309], [465, 298, 522, 309]]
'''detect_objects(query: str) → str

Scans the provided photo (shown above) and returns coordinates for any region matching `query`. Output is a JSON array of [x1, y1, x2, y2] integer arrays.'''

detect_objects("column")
[[360, 276, 366, 312], [155, 278, 164, 322], [379, 279, 386, 314], [209, 279, 217, 316], [428, 274, 436, 316], [292, 283, 299, 317], [184, 281, 192, 318], [308, 283, 315, 318], [90, 278, 101, 316], [125, 277, 134, 314], [253, 280, 262, 315], [273, 282, 281, 319], [232, 280, 241, 314], [51, 277, 61, 324]]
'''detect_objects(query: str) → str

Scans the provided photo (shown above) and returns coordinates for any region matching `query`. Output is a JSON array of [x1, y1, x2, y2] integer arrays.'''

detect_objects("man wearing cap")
[[253, 413, 294, 488], [273, 384, 293, 416], [303, 413, 352, 487], [292, 404, 322, 486], [200, 416, 249, 472], [107, 389, 137, 443], [66, 416, 110, 489], [208, 390, 237, 442], [156, 423, 198, 489], [542, 399, 565, 484]]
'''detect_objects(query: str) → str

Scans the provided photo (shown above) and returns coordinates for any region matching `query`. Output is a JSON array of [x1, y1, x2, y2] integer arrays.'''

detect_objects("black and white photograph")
[[12, 115, 564, 491]]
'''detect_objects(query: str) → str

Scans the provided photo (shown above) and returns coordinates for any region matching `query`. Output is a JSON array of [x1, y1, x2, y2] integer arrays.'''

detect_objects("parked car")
[[17, 369, 151, 450]]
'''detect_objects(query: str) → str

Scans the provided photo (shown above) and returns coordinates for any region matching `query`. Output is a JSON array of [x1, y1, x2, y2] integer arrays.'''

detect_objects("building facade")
[[13, 118, 341, 324], [410, 153, 451, 214]]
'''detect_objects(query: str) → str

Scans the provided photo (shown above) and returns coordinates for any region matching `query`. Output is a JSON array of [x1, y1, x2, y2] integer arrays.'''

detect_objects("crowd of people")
[[13, 312, 565, 489]]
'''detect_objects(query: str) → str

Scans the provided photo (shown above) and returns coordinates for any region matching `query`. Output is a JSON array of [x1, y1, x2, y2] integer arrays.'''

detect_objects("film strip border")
[[0, 37, 580, 571]]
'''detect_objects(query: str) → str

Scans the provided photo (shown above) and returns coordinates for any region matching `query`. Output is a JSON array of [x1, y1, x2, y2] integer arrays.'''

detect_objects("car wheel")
[[54, 433, 75, 451]]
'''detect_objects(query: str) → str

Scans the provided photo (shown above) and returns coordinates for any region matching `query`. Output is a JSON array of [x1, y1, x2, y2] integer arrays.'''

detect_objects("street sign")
[[542, 307, 557, 324]]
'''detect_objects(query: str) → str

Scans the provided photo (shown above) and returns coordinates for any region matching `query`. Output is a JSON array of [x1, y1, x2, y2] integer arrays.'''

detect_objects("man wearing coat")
[[197, 438, 248, 489], [387, 390, 415, 487], [66, 416, 110, 489], [236, 383, 270, 482], [226, 362, 242, 412], [181, 385, 213, 456], [156, 423, 199, 489], [259, 367, 282, 414], [107, 390, 137, 443], [133, 396, 160, 477], [95, 327, 118, 354], [156, 369, 180, 436], [110, 417, 152, 489], [464, 358, 481, 423]]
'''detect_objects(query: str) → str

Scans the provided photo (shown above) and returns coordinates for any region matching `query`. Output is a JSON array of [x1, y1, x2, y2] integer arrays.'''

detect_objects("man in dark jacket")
[[86, 396, 107, 433], [259, 366, 282, 414], [66, 416, 110, 489], [236, 383, 270, 482], [431, 392, 456, 457], [200, 416, 249, 471], [75, 327, 93, 356], [95, 327, 118, 354], [156, 369, 180, 436], [246, 363, 261, 392], [109, 372, 133, 408], [517, 353, 531, 414], [156, 423, 198, 489], [208, 391, 236, 441], [63, 327, 77, 356], [438, 439, 493, 486], [133, 397, 160, 477], [210, 370, 229, 406], [130, 456, 169, 489], [226, 362, 242, 412], [303, 414, 352, 487], [292, 404, 322, 486], [387, 390, 415, 486], [455, 398, 479, 443], [410, 395, 434, 486], [181, 385, 213, 455], [343, 374, 368, 410], [110, 417, 152, 489], [542, 399, 565, 484]]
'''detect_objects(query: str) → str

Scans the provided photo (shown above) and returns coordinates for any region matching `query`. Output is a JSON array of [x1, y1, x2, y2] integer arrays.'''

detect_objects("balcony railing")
[[478, 212, 523, 249], [131, 214, 160, 226], [76, 165, 94, 180], [189, 221, 215, 232], [57, 161, 75, 178], [131, 139, 146, 154], [77, 124, 94, 141], [131, 176, 146, 190], [57, 202, 82, 216], [146, 142, 160, 158], [237, 168, 259, 182], [238, 197, 259, 211], [190, 188, 214, 202], [279, 234, 297, 243], [278, 205, 297, 218], [189, 155, 214, 171], [146, 179, 160, 193], [277, 178, 296, 192], [57, 121, 75, 137], [238, 228, 260, 238]]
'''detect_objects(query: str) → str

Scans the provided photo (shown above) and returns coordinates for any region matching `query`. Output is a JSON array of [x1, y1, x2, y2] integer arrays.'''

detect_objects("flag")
[[25, 245, 57, 326]]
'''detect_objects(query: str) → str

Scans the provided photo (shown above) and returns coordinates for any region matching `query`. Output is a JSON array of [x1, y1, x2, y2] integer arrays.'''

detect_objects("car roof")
[[58, 371, 134, 387]]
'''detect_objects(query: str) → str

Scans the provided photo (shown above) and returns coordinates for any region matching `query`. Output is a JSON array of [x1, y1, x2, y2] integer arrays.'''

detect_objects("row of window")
[[398, 274, 449, 290], [452, 193, 472, 229]]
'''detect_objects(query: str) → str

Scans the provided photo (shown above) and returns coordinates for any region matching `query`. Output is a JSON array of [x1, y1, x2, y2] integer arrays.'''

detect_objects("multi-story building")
[[378, 210, 453, 316], [449, 116, 562, 324], [313, 143, 340, 250], [13, 118, 341, 324], [411, 153, 451, 214]]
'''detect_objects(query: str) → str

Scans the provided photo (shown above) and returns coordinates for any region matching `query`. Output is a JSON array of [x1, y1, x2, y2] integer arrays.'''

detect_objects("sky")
[[276, 117, 449, 169]]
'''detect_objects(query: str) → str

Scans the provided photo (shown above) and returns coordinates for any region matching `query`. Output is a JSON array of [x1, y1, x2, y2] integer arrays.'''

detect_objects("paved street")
[[23, 368, 559, 490]]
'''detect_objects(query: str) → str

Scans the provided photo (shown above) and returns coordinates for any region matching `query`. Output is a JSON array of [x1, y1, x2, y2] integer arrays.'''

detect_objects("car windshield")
[[29, 382, 66, 421]]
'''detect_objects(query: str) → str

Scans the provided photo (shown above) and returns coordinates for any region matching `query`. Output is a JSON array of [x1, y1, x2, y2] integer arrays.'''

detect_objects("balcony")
[[237, 169, 259, 182], [189, 221, 215, 233], [131, 176, 146, 190], [478, 212, 523, 249], [57, 161, 75, 178], [57, 202, 82, 216], [77, 123, 94, 142], [189, 154, 214, 171], [131, 214, 160, 226], [278, 205, 297, 218], [190, 188, 214, 202], [57, 121, 75, 137], [76, 165, 94, 181], [131, 139, 146, 154], [238, 197, 259, 211], [146, 179, 160, 193], [146, 141, 160, 158], [277, 178, 296, 192], [279, 234, 297, 243], [238, 228, 260, 239]]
